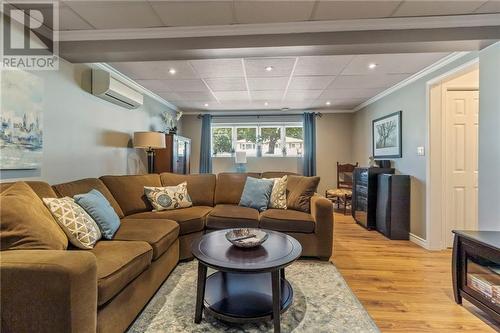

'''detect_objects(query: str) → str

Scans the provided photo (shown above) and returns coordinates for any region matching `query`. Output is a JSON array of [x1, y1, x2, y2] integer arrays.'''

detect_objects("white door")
[[444, 90, 479, 247]]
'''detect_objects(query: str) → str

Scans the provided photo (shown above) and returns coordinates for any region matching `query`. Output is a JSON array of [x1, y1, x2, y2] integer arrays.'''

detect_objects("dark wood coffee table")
[[191, 229, 302, 333]]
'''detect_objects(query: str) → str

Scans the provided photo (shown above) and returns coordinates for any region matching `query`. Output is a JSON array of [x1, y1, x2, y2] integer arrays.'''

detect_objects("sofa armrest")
[[310, 194, 334, 259], [1, 250, 98, 333]]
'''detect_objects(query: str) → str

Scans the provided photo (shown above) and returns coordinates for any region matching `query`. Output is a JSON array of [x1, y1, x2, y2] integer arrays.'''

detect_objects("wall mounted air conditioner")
[[91, 69, 144, 109]]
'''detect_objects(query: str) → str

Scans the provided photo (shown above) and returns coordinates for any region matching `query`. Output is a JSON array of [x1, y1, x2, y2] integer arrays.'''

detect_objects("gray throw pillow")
[[239, 177, 274, 212]]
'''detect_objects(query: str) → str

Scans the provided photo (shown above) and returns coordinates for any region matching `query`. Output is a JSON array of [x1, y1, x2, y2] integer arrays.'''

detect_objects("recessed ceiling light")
[[204, 103, 209, 107], [265, 66, 273, 72], [168, 68, 176, 75], [264, 102, 269, 106], [326, 101, 331, 106], [368, 63, 377, 69]]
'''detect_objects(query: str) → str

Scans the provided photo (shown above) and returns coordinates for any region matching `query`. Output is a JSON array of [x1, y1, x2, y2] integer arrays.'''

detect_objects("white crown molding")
[[60, 13, 500, 42], [353, 52, 472, 112], [93, 63, 180, 112]]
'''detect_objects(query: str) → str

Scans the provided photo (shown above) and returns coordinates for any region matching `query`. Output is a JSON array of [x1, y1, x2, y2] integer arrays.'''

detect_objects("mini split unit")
[[91, 69, 144, 109]]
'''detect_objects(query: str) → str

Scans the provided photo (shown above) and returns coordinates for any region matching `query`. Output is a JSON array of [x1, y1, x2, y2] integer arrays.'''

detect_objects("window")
[[211, 122, 303, 157], [212, 127, 232, 156]]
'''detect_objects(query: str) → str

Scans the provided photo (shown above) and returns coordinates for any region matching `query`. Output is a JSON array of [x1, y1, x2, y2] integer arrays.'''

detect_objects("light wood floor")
[[331, 213, 499, 333]]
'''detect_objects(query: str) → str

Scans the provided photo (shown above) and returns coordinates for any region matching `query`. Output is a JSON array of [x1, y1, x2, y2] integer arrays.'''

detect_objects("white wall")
[[179, 112, 354, 194], [0, 59, 171, 184], [478, 43, 500, 231]]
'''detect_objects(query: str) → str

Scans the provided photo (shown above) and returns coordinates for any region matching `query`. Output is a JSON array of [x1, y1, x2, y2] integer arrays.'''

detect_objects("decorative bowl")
[[225, 228, 269, 248]]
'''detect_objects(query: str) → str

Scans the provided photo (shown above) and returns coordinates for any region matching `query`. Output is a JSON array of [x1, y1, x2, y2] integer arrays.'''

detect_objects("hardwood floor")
[[331, 213, 499, 332]]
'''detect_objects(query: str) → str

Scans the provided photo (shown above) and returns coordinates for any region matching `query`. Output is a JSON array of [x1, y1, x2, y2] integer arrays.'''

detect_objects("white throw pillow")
[[267, 175, 288, 209], [43, 197, 101, 249], [144, 182, 193, 211]]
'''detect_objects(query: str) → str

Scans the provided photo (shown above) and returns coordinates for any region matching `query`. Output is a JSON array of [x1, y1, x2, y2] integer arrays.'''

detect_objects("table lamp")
[[235, 151, 247, 173], [133, 131, 166, 173]]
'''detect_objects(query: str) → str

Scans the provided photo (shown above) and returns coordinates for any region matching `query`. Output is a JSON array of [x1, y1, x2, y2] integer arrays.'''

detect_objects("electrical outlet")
[[417, 146, 425, 156]]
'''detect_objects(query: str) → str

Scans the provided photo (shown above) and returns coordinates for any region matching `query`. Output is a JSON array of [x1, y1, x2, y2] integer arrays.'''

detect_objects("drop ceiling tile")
[[245, 58, 296, 77], [136, 79, 208, 92], [288, 76, 335, 90], [251, 90, 284, 101], [283, 99, 316, 109], [59, 6, 94, 30], [247, 77, 289, 91], [234, 1, 315, 24], [111, 61, 198, 80], [284, 90, 323, 101], [313, 1, 402, 20], [313, 98, 365, 109], [474, 0, 500, 13], [392, 1, 485, 17], [205, 77, 247, 92], [320, 88, 384, 100], [341, 53, 449, 75], [150, 1, 233, 26], [189, 59, 244, 78], [294, 55, 354, 76], [65, 1, 163, 29], [214, 91, 250, 102], [331, 73, 411, 89], [158, 91, 216, 102]]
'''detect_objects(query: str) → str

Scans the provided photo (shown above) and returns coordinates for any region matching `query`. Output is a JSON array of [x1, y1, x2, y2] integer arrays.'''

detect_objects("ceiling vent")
[[91, 69, 143, 109]]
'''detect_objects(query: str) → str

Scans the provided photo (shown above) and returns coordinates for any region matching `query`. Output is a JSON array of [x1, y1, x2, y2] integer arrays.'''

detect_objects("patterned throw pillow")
[[144, 182, 193, 211], [43, 197, 101, 249], [268, 175, 288, 209]]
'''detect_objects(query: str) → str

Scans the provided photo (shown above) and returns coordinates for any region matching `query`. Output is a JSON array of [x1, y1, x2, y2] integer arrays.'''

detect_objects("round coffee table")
[[191, 229, 302, 333]]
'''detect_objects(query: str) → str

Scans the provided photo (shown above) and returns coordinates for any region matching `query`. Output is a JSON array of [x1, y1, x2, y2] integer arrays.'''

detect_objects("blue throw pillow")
[[74, 189, 120, 239], [239, 177, 274, 212]]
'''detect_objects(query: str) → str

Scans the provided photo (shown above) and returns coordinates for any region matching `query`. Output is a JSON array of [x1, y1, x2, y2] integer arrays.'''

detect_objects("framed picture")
[[372, 111, 402, 158]]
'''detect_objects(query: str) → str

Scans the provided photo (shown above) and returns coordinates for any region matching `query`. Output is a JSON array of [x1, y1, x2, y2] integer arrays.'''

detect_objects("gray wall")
[[352, 52, 479, 239], [180, 113, 353, 194], [0, 59, 171, 184], [478, 44, 500, 231]]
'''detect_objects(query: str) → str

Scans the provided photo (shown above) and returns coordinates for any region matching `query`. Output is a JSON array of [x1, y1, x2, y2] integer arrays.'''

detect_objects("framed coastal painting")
[[372, 111, 402, 158], [1, 70, 43, 170]]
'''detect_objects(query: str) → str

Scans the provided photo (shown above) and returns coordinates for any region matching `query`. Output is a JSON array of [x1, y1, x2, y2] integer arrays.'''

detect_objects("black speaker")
[[376, 174, 411, 240]]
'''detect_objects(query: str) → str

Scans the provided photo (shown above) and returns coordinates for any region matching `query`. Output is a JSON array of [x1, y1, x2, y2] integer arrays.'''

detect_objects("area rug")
[[128, 260, 380, 333]]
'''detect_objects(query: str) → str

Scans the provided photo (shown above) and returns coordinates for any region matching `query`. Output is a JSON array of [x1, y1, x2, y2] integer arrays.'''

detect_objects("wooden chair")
[[325, 162, 358, 215]]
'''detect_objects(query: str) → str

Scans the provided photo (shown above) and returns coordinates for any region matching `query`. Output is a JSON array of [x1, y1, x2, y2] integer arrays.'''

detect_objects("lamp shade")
[[133, 131, 166, 149], [235, 151, 247, 164]]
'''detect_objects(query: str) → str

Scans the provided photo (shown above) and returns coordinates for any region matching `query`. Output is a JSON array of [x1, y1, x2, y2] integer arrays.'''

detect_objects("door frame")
[[425, 59, 479, 250]]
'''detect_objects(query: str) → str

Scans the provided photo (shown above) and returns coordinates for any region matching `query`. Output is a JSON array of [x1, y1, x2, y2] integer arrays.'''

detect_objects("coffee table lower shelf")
[[203, 271, 293, 323]]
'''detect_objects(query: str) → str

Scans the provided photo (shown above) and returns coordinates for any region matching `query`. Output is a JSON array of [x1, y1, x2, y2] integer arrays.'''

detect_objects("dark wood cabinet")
[[154, 134, 191, 174], [452, 231, 500, 322], [352, 167, 394, 230], [376, 174, 411, 240]]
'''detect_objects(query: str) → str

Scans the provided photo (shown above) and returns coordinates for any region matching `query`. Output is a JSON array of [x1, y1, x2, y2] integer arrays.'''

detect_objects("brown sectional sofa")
[[1, 172, 333, 333]]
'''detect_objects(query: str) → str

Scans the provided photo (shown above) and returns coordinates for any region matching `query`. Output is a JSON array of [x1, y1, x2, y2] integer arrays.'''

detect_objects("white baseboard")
[[409, 233, 430, 249]]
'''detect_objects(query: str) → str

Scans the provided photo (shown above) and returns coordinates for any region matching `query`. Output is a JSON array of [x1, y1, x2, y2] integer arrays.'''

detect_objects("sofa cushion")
[[113, 219, 179, 260], [0, 182, 68, 250], [287, 175, 320, 213], [160, 173, 216, 207], [74, 189, 121, 239], [239, 177, 274, 212], [144, 183, 193, 211], [53, 178, 124, 218], [215, 173, 261, 205], [206, 204, 259, 229], [43, 197, 102, 249], [100, 174, 162, 216], [89, 240, 152, 306], [1, 181, 58, 199], [259, 209, 315, 233], [125, 206, 212, 235]]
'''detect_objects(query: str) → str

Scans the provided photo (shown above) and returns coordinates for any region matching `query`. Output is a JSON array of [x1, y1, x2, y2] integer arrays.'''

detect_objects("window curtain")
[[199, 114, 212, 173], [302, 112, 316, 176]]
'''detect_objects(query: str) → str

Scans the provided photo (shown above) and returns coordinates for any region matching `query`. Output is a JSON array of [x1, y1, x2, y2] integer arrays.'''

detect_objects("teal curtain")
[[199, 114, 212, 173], [303, 112, 316, 176]]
